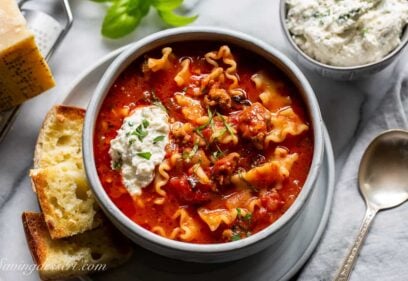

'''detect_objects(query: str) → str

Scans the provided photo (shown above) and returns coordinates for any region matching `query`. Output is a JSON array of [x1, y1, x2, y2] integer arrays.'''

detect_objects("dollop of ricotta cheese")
[[286, 0, 408, 66], [109, 105, 169, 196]]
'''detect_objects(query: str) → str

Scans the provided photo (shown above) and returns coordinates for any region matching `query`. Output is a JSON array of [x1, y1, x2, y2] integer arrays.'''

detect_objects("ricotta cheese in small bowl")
[[109, 105, 169, 196], [280, 0, 408, 80], [285, 0, 408, 67]]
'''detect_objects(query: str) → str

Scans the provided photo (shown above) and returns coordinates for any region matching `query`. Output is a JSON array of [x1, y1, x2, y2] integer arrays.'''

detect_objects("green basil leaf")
[[153, 135, 165, 144], [93, 0, 196, 39], [231, 234, 241, 241], [243, 213, 252, 221], [131, 124, 148, 141], [138, 0, 152, 17], [142, 119, 149, 128], [137, 152, 152, 160], [102, 0, 144, 39], [152, 0, 183, 11], [158, 10, 198, 26], [112, 160, 122, 170]]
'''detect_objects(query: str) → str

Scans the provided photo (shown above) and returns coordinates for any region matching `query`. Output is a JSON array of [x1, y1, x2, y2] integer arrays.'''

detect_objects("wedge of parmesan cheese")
[[0, 0, 55, 111]]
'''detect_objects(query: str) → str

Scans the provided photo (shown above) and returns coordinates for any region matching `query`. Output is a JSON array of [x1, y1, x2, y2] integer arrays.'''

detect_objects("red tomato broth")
[[94, 42, 314, 243]]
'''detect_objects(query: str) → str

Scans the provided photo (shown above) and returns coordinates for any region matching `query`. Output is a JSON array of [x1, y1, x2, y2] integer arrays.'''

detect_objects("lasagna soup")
[[94, 43, 314, 243]]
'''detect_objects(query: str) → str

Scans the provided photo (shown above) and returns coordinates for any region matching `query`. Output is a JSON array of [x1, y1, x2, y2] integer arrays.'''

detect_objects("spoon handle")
[[333, 206, 378, 281]]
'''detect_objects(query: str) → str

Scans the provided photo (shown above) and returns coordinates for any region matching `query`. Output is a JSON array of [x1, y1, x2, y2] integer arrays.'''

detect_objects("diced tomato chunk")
[[202, 127, 212, 141], [168, 177, 211, 205], [252, 207, 269, 225], [261, 191, 284, 212]]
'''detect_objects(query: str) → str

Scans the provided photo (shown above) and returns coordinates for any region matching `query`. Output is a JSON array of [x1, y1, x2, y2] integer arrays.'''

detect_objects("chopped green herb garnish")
[[338, 8, 361, 23], [194, 130, 204, 140], [190, 143, 199, 157], [194, 109, 214, 145], [311, 11, 323, 18], [151, 90, 167, 112], [361, 28, 369, 36], [112, 157, 122, 170], [214, 128, 227, 140], [211, 144, 225, 161], [142, 119, 149, 128], [216, 112, 235, 137], [131, 124, 148, 141], [236, 208, 252, 221], [243, 213, 252, 221], [195, 109, 214, 132], [212, 150, 222, 160], [215, 144, 225, 156], [153, 135, 165, 144], [137, 152, 152, 160], [183, 141, 199, 159], [112, 153, 122, 170], [238, 169, 258, 192], [230, 207, 253, 241], [231, 234, 241, 241], [209, 110, 215, 129]]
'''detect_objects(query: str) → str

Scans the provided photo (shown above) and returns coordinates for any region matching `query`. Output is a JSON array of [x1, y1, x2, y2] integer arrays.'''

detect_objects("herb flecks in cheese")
[[286, 0, 408, 66], [109, 105, 169, 196]]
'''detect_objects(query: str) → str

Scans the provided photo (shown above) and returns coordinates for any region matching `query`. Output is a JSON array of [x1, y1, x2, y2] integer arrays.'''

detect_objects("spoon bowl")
[[359, 130, 408, 209], [334, 129, 408, 281]]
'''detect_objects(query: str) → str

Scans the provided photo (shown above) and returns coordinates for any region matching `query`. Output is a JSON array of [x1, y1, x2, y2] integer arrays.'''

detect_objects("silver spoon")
[[334, 129, 408, 281]]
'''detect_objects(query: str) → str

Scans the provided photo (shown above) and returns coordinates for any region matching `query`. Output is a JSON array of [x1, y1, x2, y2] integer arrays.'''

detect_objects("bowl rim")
[[83, 26, 324, 254], [279, 0, 408, 71]]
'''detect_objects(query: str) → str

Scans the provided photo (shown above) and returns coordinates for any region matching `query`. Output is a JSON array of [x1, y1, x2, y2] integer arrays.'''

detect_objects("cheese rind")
[[0, 0, 55, 111]]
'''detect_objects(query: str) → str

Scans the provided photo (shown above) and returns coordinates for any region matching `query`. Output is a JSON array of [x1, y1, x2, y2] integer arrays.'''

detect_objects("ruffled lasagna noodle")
[[94, 43, 314, 243]]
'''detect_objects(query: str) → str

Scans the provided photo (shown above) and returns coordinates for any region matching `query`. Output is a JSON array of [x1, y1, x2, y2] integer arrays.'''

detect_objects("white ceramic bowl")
[[280, 0, 408, 81], [83, 27, 324, 263]]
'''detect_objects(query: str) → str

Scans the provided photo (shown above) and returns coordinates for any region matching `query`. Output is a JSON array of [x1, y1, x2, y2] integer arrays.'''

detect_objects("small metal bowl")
[[279, 0, 408, 80], [83, 26, 324, 263]]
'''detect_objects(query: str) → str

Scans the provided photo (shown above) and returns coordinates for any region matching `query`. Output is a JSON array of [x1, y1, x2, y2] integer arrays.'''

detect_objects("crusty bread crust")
[[22, 212, 133, 281], [22, 212, 48, 267], [29, 170, 56, 234], [30, 105, 102, 238], [23, 106, 134, 280]]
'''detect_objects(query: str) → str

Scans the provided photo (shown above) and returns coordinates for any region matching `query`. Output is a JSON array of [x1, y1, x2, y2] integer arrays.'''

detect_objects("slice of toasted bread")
[[34, 105, 85, 170], [30, 105, 102, 238], [22, 212, 133, 281], [30, 162, 103, 239]]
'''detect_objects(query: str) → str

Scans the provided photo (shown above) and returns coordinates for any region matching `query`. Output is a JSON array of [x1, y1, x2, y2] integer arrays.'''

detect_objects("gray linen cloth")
[[299, 62, 408, 280]]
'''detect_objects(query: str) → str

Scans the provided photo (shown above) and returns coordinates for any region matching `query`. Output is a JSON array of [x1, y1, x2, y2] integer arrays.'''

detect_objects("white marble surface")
[[0, 0, 407, 280]]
